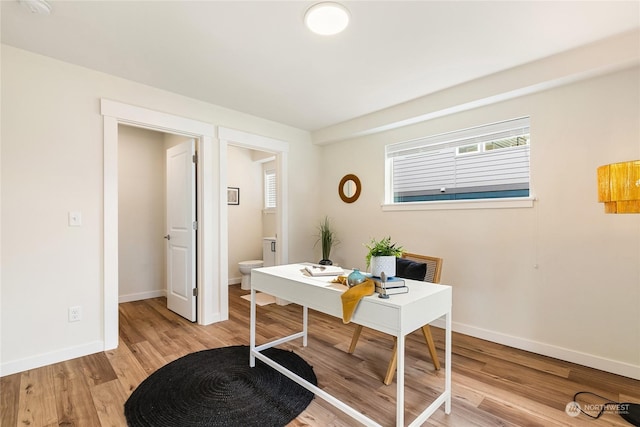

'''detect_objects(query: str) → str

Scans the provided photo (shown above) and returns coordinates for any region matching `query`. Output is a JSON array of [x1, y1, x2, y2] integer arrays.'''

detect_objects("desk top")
[[252, 263, 452, 336]]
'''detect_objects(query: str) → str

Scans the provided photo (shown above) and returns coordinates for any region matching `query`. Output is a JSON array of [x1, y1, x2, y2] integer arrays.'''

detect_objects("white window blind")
[[386, 117, 530, 203], [264, 169, 276, 208]]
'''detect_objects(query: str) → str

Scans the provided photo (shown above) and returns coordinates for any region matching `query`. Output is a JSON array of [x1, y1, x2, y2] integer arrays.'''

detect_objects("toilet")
[[238, 260, 264, 290], [238, 237, 276, 291]]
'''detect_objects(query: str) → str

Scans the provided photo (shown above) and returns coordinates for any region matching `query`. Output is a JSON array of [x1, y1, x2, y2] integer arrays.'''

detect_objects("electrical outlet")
[[68, 306, 82, 322], [68, 211, 82, 227]]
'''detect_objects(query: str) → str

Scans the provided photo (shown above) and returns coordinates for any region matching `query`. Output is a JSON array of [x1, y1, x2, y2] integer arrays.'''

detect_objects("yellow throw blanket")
[[333, 276, 375, 323]]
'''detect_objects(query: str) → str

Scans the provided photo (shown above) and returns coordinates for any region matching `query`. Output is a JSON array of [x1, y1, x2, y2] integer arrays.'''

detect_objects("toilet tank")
[[262, 237, 276, 267]]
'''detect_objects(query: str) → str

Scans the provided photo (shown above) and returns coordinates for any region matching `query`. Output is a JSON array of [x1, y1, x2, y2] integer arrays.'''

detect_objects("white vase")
[[371, 255, 396, 278]]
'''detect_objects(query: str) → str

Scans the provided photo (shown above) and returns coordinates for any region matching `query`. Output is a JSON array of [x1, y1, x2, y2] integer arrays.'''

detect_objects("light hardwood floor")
[[2, 285, 639, 426]]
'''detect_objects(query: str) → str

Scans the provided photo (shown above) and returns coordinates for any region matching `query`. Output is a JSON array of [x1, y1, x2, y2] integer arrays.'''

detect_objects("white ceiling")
[[2, 1, 639, 131]]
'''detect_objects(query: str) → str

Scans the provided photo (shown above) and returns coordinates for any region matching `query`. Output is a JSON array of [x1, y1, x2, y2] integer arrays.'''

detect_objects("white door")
[[165, 140, 197, 321]]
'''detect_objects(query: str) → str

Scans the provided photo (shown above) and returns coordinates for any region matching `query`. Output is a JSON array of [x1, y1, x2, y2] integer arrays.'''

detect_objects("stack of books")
[[304, 264, 345, 276], [372, 276, 408, 295]]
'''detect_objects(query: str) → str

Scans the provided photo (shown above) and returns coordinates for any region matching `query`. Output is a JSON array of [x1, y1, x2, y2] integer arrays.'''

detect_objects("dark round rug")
[[124, 345, 317, 427]]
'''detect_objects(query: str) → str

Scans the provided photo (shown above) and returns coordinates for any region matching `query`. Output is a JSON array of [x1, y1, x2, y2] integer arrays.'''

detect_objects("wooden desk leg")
[[384, 338, 398, 386], [421, 326, 441, 370], [386, 326, 439, 386], [348, 324, 363, 354]]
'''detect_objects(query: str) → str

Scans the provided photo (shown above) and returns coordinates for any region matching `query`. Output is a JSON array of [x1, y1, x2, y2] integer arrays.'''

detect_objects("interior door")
[[165, 140, 197, 321]]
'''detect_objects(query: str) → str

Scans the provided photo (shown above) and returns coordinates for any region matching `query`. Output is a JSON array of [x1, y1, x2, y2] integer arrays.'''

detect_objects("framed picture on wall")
[[227, 187, 240, 205]]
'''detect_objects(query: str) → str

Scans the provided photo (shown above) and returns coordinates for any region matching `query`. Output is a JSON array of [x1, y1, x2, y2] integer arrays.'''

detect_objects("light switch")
[[68, 211, 82, 226]]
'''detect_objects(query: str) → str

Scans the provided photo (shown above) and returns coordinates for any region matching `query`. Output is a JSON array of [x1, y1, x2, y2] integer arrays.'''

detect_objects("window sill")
[[263, 208, 276, 214], [381, 197, 536, 211]]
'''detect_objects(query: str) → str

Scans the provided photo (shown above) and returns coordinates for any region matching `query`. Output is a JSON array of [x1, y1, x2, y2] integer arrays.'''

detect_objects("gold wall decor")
[[597, 160, 640, 213]]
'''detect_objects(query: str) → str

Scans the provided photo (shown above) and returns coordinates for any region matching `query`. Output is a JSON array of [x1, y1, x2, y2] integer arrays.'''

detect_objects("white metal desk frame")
[[249, 264, 452, 427]]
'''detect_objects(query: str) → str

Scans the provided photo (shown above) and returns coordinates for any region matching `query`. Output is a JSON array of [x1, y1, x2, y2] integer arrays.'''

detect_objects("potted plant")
[[316, 216, 339, 265], [365, 236, 404, 277]]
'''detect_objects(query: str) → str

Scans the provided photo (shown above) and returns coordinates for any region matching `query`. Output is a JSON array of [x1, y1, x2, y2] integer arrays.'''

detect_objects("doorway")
[[218, 127, 290, 267], [226, 145, 277, 285], [118, 126, 197, 321], [101, 99, 289, 351]]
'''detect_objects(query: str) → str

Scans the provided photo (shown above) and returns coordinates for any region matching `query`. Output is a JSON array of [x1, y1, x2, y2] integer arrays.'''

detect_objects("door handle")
[[164, 234, 171, 240]]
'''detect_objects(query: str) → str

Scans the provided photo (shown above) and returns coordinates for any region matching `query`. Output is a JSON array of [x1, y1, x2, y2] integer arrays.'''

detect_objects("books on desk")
[[372, 276, 408, 295], [371, 276, 405, 288], [304, 264, 345, 276], [375, 285, 409, 295]]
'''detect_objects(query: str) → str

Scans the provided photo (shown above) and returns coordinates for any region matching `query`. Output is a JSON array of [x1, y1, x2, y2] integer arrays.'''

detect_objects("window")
[[386, 117, 530, 204], [264, 169, 276, 209]]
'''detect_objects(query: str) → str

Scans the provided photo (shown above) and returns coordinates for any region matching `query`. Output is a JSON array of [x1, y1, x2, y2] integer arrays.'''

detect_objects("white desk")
[[249, 263, 452, 427]]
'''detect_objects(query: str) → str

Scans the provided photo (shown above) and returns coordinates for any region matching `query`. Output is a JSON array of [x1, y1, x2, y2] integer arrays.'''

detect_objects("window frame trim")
[[385, 117, 532, 208], [382, 196, 536, 211]]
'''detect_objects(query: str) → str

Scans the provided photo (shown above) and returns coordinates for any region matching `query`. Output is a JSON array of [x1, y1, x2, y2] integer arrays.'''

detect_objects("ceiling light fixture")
[[304, 2, 350, 36], [18, 0, 52, 15]]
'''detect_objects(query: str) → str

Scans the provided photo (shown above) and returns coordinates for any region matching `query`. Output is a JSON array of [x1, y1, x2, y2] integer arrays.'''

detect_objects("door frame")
[[102, 99, 219, 350], [218, 127, 289, 267], [101, 99, 290, 351]]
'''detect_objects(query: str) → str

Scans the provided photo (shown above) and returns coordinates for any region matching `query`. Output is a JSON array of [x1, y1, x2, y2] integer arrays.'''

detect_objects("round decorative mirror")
[[338, 174, 361, 203]]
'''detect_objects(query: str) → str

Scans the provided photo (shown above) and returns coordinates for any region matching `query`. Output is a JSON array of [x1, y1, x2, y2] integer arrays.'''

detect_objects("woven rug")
[[125, 345, 316, 427]]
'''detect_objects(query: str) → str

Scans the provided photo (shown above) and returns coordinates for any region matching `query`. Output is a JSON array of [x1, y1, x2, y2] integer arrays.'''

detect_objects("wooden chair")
[[347, 252, 443, 385]]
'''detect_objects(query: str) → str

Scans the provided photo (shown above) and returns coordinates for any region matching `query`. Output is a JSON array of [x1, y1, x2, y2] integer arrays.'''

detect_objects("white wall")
[[0, 45, 316, 375], [118, 125, 166, 302], [3, 34, 636, 380], [317, 65, 640, 378], [227, 145, 264, 282]]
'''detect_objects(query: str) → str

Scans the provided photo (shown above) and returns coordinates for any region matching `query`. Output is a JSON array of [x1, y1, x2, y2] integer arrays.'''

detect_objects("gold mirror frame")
[[338, 174, 361, 203]]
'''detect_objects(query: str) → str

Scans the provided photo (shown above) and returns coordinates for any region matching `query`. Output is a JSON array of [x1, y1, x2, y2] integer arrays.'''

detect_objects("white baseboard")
[[431, 318, 640, 380], [1, 341, 104, 377], [119, 289, 166, 303], [5, 308, 636, 381], [228, 277, 241, 285], [201, 311, 227, 325]]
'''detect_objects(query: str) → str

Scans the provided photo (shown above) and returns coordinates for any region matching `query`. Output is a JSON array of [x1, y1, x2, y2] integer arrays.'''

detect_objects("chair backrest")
[[400, 252, 443, 284]]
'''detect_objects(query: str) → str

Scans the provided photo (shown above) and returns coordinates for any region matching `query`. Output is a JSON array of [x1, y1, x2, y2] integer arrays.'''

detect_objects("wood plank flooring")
[[2, 284, 639, 426]]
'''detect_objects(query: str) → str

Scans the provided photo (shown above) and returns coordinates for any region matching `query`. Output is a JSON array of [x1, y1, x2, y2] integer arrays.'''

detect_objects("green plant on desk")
[[364, 236, 403, 268]]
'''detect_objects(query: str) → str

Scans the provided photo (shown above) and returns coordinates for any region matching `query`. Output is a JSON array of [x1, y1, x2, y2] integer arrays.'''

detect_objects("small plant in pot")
[[365, 236, 404, 277], [316, 216, 339, 265]]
